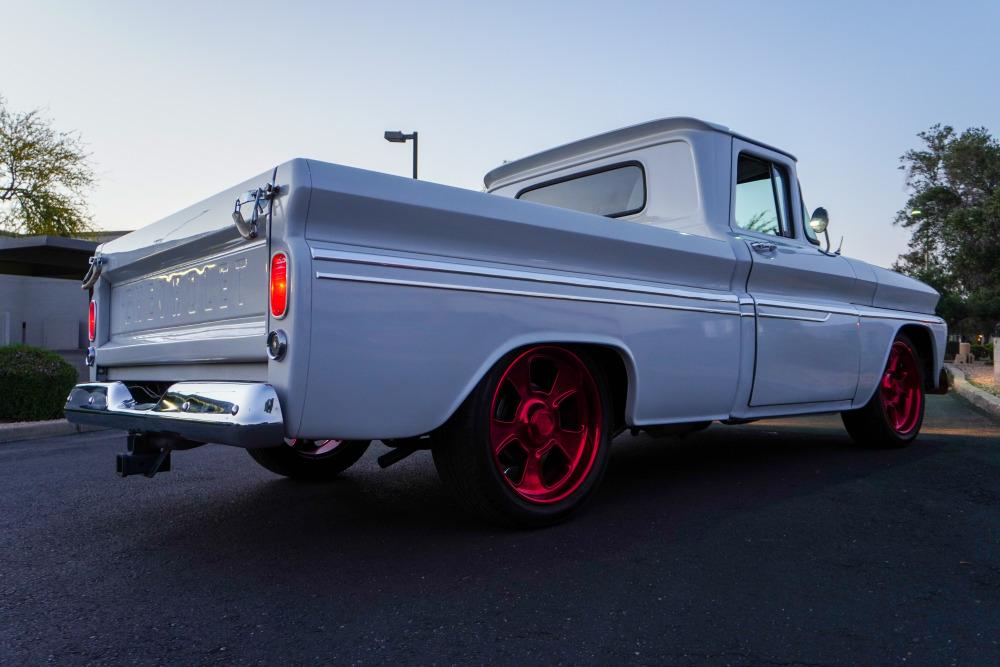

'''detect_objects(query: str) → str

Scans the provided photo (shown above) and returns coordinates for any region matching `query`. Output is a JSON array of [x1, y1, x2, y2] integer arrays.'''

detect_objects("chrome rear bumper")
[[64, 382, 285, 448]]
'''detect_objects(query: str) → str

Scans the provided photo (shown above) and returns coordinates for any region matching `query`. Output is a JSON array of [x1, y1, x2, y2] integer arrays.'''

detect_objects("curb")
[[945, 364, 1000, 421], [0, 419, 107, 444]]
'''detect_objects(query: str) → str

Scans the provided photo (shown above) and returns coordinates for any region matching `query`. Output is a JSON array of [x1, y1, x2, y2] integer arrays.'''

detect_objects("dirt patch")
[[954, 362, 998, 394]]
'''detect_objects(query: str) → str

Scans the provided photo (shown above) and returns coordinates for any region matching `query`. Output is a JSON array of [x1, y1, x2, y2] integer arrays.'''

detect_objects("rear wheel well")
[[570, 344, 630, 435], [898, 324, 936, 390], [459, 343, 630, 437]]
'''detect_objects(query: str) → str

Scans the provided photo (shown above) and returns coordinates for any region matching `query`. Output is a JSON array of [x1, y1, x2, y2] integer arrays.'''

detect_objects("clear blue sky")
[[3, 0, 998, 268]]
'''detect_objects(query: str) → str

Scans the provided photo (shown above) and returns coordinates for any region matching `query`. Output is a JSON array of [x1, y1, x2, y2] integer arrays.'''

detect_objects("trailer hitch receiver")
[[117, 432, 172, 478]]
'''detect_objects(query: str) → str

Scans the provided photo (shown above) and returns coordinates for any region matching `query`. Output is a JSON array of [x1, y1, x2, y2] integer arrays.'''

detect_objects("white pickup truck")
[[66, 117, 947, 526]]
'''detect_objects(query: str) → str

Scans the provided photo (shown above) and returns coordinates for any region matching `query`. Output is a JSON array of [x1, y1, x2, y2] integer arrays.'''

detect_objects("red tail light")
[[270, 253, 288, 318], [88, 299, 96, 342]]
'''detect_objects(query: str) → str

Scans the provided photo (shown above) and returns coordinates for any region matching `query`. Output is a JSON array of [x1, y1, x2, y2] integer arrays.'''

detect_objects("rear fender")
[[439, 333, 639, 432], [294, 324, 640, 441]]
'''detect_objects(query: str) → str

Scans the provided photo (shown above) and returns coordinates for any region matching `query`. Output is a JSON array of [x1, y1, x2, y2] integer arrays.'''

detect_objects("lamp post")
[[384, 130, 418, 179]]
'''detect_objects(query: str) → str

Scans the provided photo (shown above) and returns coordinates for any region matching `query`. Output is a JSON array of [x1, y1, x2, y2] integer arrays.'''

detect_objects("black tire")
[[248, 439, 371, 481], [432, 345, 613, 527], [842, 333, 925, 449]]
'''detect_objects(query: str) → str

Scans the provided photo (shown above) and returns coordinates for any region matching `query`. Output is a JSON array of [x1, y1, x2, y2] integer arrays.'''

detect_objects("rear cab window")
[[516, 163, 645, 218]]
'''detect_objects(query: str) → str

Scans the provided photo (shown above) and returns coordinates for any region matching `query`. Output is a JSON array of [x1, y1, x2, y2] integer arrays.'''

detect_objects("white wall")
[[0, 274, 90, 378]]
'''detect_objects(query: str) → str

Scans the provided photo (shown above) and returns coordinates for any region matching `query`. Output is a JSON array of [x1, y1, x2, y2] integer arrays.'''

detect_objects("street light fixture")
[[384, 130, 418, 179]]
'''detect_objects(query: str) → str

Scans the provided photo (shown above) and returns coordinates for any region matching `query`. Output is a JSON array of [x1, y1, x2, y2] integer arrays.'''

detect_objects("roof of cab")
[[483, 116, 795, 190]]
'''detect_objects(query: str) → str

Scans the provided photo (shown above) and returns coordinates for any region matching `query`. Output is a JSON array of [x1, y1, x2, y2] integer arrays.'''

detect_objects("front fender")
[[854, 317, 947, 408]]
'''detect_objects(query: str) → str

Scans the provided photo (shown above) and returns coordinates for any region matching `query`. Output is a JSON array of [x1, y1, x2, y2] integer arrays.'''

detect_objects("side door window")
[[734, 154, 793, 237]]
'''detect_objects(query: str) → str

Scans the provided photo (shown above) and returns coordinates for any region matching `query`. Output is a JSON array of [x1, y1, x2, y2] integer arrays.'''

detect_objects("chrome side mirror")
[[809, 207, 829, 234], [809, 206, 842, 255]]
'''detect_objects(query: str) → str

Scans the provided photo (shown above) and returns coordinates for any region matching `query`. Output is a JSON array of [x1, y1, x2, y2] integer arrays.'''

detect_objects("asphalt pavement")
[[2, 393, 999, 666]]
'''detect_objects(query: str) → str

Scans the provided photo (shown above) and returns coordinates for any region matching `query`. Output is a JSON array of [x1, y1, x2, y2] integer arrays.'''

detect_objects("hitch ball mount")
[[117, 432, 171, 478]]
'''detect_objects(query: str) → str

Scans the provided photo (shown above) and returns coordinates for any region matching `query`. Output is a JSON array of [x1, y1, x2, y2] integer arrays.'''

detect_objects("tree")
[[893, 124, 1000, 337], [0, 97, 94, 236], [745, 210, 778, 234]]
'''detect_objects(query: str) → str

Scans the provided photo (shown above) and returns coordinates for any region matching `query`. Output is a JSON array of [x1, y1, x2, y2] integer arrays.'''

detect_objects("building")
[[0, 232, 129, 379]]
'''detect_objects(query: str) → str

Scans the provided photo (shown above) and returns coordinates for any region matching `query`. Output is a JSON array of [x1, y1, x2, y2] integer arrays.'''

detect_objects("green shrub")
[[0, 345, 78, 421], [971, 343, 994, 360]]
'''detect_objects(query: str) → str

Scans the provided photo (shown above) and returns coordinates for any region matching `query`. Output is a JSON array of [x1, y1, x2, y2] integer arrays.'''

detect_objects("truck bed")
[[88, 158, 743, 440]]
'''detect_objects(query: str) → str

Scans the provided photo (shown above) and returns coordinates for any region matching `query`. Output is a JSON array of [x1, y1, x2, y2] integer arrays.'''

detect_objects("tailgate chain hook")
[[80, 252, 105, 290], [232, 182, 278, 240]]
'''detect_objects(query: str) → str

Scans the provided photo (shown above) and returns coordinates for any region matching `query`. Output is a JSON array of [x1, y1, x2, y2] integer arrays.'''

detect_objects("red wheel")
[[879, 341, 923, 436], [433, 345, 612, 526], [285, 438, 351, 457], [490, 347, 603, 504], [842, 333, 925, 448], [247, 438, 370, 480]]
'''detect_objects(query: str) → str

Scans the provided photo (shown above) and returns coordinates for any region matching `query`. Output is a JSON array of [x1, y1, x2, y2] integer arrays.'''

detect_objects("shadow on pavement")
[[6, 394, 998, 664], [130, 413, 963, 560]]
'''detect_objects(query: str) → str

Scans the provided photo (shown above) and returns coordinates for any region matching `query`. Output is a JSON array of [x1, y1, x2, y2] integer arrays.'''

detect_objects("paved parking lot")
[[2, 393, 999, 666]]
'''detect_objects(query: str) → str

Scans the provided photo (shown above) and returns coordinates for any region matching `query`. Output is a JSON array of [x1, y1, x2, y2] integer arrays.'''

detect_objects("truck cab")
[[485, 117, 942, 411]]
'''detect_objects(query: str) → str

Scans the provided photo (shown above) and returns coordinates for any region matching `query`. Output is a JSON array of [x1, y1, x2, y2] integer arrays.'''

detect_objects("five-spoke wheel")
[[490, 347, 603, 504], [247, 438, 371, 481], [877, 341, 924, 436], [433, 345, 612, 526], [842, 333, 925, 448]]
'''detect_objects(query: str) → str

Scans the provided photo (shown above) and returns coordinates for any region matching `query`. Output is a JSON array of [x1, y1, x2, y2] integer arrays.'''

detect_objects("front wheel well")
[[898, 324, 936, 391]]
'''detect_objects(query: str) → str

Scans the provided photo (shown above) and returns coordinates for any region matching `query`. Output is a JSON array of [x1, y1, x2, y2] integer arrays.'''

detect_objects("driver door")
[[731, 140, 862, 407]]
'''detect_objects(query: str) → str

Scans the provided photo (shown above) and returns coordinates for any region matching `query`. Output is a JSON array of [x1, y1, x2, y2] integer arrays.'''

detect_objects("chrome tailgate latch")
[[81, 252, 105, 290], [232, 182, 279, 240]]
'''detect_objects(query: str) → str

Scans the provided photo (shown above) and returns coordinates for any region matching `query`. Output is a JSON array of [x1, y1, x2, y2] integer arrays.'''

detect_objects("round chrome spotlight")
[[266, 329, 288, 361]]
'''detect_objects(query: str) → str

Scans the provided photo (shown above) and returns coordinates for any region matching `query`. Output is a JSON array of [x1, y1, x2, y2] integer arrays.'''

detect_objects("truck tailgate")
[[93, 170, 274, 375]]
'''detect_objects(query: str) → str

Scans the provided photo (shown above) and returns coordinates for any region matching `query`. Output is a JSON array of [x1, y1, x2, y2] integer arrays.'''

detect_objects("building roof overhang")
[[0, 235, 100, 280]]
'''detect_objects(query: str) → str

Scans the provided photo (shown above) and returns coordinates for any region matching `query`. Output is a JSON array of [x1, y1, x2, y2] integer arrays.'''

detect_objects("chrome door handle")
[[750, 241, 777, 253]]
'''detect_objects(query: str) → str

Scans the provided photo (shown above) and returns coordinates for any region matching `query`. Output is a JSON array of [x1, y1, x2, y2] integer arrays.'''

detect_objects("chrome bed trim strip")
[[315, 272, 740, 316], [311, 247, 737, 304]]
